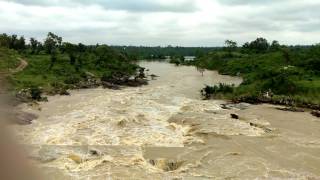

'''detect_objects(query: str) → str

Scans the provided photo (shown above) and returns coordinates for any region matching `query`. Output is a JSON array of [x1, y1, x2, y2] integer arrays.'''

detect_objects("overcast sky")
[[0, 0, 319, 46]]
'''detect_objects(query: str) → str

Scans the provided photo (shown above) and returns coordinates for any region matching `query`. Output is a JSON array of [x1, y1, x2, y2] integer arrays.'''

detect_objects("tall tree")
[[17, 36, 26, 51], [225, 40, 237, 53], [270, 40, 281, 51], [195, 60, 206, 76], [9, 34, 18, 49], [281, 48, 291, 65], [30, 38, 38, 54], [0, 33, 10, 48], [44, 32, 62, 68], [64, 42, 77, 65], [44, 32, 62, 54], [249, 37, 270, 53]]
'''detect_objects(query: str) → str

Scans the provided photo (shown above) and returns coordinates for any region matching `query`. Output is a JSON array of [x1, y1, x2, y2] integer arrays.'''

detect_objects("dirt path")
[[0, 58, 28, 92], [0, 58, 28, 121], [11, 58, 28, 73]]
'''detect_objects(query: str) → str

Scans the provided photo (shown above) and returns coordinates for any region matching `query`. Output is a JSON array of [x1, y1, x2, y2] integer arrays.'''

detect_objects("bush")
[[169, 59, 181, 66], [64, 76, 81, 84], [101, 71, 114, 82], [201, 83, 234, 99], [30, 86, 42, 100]]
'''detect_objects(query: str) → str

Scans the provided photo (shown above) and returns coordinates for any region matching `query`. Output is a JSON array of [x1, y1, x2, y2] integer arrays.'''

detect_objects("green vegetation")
[[197, 39, 320, 109], [0, 47, 20, 72], [112, 46, 217, 60], [1, 32, 320, 108], [0, 32, 146, 101]]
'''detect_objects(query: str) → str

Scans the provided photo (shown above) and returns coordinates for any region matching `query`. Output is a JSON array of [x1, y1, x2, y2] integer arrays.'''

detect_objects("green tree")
[[44, 32, 62, 54], [224, 40, 237, 53], [180, 55, 185, 62], [0, 33, 10, 48], [195, 60, 206, 76], [281, 48, 291, 65], [17, 36, 26, 51], [244, 37, 270, 53], [44, 32, 62, 68], [64, 42, 78, 65], [270, 40, 281, 51], [9, 34, 18, 49], [49, 49, 58, 69], [30, 38, 39, 54]]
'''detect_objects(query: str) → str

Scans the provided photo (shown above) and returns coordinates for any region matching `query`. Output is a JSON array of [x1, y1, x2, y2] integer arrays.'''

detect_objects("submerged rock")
[[89, 150, 100, 156], [150, 74, 159, 80], [221, 103, 251, 110], [276, 107, 305, 112], [68, 154, 83, 164], [101, 81, 121, 90], [311, 110, 320, 118], [148, 159, 184, 172], [249, 122, 273, 133], [230, 113, 239, 119], [14, 112, 38, 125]]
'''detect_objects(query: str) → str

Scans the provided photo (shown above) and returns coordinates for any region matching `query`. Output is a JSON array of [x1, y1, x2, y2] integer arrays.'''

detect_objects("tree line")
[[196, 37, 320, 109], [111, 45, 219, 60]]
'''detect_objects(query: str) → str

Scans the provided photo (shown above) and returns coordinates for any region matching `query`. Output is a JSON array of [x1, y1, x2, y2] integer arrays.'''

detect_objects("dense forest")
[[111, 46, 217, 60], [197, 38, 320, 109]]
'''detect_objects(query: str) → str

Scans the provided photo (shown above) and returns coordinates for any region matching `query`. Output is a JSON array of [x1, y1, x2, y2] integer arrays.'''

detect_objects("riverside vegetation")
[[0, 32, 147, 101], [196, 38, 320, 110], [1, 33, 320, 110]]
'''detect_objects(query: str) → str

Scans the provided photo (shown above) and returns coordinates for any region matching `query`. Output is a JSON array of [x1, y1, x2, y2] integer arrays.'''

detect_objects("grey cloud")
[[1, 0, 320, 46], [5, 0, 198, 12], [217, 0, 320, 32], [216, 0, 287, 6]]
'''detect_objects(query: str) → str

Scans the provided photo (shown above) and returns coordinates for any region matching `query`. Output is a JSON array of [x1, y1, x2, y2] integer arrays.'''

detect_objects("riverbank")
[[195, 45, 320, 111], [9, 53, 147, 102]]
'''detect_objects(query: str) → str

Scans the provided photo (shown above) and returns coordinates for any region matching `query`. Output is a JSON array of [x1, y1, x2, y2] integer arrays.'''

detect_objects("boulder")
[[311, 110, 320, 118], [230, 113, 239, 119], [14, 112, 38, 125], [68, 154, 83, 164], [101, 81, 121, 90]]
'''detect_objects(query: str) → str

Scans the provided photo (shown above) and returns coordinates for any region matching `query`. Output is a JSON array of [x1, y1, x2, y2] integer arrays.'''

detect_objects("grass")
[[9, 49, 140, 96], [197, 49, 320, 108], [0, 47, 20, 72], [11, 54, 79, 91]]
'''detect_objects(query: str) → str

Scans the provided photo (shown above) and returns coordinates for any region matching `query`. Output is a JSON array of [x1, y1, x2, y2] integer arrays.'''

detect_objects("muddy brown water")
[[9, 62, 320, 179]]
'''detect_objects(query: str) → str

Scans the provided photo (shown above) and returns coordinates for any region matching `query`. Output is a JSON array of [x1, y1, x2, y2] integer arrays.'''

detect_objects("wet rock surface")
[[311, 110, 320, 118], [276, 106, 305, 112], [148, 159, 184, 172], [14, 111, 38, 125]]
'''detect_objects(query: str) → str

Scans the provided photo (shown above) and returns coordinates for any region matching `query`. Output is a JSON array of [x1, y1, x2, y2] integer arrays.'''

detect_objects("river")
[[10, 62, 320, 179]]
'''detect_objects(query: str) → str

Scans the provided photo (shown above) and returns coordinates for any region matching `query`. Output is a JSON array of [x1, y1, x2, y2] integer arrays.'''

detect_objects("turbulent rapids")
[[10, 62, 320, 179]]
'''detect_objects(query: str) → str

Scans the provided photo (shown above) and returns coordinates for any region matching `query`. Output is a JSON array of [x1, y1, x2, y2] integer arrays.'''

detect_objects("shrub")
[[30, 86, 42, 100], [101, 71, 114, 82], [64, 76, 81, 84], [201, 83, 234, 99]]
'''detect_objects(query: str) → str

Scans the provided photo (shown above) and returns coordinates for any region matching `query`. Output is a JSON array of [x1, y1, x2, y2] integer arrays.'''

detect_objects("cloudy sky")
[[0, 0, 319, 46]]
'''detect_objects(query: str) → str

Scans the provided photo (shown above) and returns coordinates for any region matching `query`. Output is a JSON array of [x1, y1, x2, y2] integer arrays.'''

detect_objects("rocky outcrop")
[[233, 95, 320, 111], [14, 111, 38, 125], [221, 103, 251, 110], [276, 107, 305, 112], [101, 81, 121, 90], [311, 110, 320, 118], [230, 113, 239, 119], [148, 159, 184, 172], [16, 88, 48, 102]]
